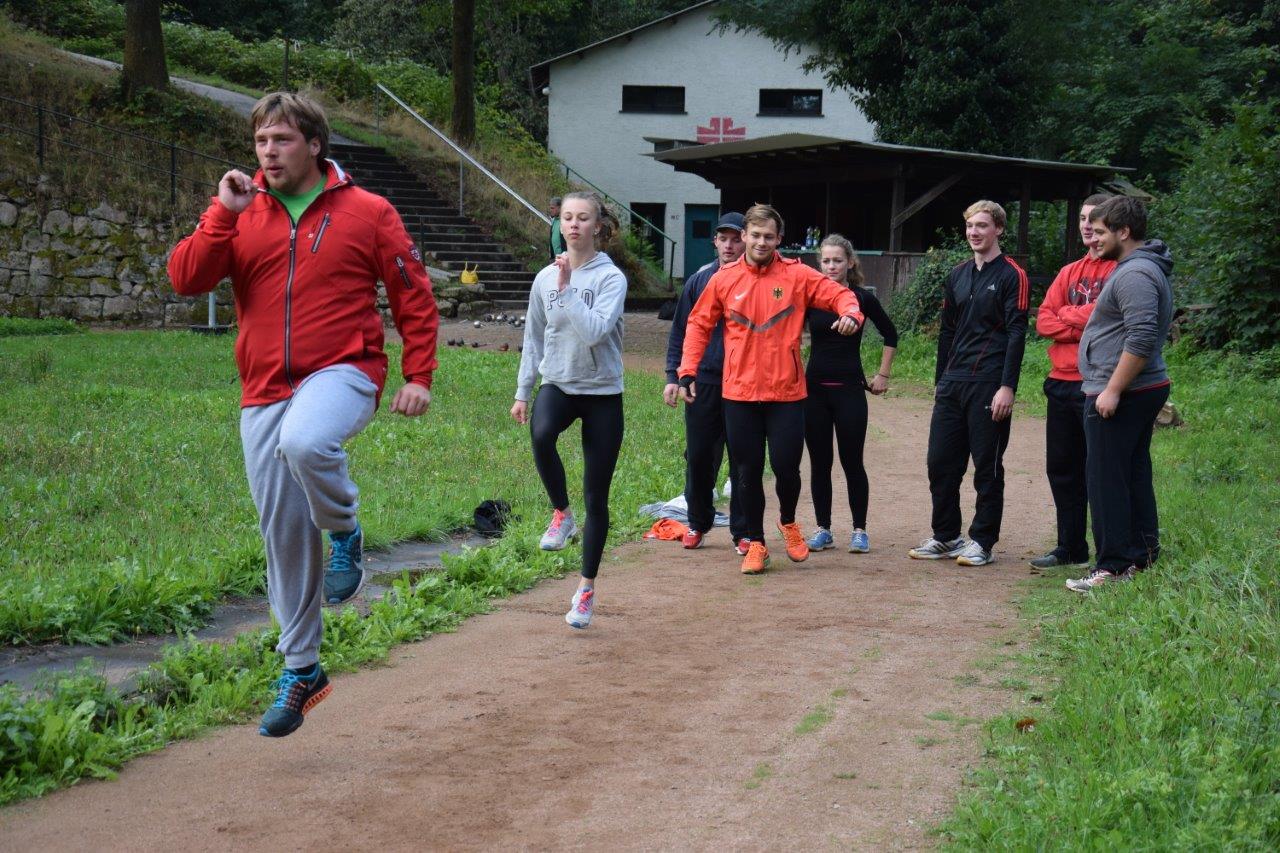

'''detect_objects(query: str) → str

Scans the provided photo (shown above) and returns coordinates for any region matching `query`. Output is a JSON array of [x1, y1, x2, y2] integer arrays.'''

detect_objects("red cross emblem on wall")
[[696, 117, 747, 144]]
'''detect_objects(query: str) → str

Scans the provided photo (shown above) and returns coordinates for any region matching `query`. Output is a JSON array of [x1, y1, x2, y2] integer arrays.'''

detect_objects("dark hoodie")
[[1078, 240, 1174, 395]]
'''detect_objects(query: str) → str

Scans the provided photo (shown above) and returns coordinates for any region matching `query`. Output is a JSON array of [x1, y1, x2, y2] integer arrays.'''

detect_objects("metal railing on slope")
[[374, 83, 551, 229], [558, 161, 677, 283]]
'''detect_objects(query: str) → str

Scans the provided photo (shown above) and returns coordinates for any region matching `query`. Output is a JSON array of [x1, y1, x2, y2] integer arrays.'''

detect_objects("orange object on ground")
[[644, 518, 689, 541], [740, 541, 770, 574], [777, 521, 809, 562]]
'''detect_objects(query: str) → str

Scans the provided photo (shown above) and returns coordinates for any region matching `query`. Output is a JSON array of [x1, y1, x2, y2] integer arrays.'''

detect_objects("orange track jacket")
[[679, 253, 863, 402]]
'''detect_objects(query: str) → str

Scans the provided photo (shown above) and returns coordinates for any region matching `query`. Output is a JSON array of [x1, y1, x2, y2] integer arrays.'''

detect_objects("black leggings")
[[530, 384, 624, 579], [723, 400, 805, 543], [804, 382, 869, 529]]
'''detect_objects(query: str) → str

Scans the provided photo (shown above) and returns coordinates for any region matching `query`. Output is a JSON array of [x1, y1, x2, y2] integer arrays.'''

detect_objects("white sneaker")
[[565, 586, 594, 628], [908, 537, 967, 560], [955, 540, 994, 566], [1066, 567, 1134, 593], [540, 508, 578, 551]]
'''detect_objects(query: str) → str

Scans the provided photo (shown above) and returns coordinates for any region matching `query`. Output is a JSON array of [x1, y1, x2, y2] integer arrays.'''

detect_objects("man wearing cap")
[[663, 212, 748, 551]]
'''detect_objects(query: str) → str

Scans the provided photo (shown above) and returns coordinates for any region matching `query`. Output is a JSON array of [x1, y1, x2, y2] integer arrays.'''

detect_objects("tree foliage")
[[1162, 99, 1280, 352], [718, 0, 1055, 156]]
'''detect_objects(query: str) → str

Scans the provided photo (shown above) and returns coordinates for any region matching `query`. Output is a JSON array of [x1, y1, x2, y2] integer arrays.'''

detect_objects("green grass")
[[939, 344, 1280, 849], [0, 329, 685, 803], [0, 317, 82, 337], [794, 702, 835, 736], [0, 331, 683, 646], [745, 761, 775, 790]]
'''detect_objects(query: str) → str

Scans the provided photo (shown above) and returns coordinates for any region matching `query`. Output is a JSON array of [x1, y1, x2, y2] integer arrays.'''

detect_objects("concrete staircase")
[[331, 143, 535, 308]]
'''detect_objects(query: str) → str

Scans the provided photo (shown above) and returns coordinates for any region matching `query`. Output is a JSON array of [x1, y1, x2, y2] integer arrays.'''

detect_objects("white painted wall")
[[545, 4, 875, 278]]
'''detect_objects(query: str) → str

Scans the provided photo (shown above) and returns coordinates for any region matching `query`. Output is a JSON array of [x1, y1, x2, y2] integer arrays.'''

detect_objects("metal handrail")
[[560, 161, 676, 282], [374, 83, 551, 227]]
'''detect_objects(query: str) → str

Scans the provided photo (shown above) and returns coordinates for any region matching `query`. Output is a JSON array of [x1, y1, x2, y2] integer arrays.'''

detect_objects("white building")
[[530, 0, 876, 279]]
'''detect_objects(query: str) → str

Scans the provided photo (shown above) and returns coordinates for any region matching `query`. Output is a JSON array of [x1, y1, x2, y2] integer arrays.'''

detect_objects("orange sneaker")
[[740, 541, 770, 574], [777, 521, 809, 562]]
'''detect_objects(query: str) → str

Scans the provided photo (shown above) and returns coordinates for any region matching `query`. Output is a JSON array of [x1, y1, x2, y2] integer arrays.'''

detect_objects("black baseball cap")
[[715, 212, 745, 233]]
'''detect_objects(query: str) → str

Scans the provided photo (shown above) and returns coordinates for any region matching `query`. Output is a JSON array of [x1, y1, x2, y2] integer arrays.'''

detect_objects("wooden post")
[[1064, 196, 1081, 264], [1017, 180, 1030, 256], [889, 171, 905, 252]]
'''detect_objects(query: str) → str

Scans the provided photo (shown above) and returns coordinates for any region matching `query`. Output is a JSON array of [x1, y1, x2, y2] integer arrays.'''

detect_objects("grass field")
[[4, 326, 1279, 844], [0, 328, 685, 802], [0, 332, 681, 646], [939, 345, 1280, 848]]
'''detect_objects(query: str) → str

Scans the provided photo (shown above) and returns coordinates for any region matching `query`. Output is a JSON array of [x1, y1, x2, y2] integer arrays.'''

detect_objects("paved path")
[[61, 51, 360, 144]]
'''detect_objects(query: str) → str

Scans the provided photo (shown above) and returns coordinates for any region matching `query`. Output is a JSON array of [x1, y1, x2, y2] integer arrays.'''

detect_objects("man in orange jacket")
[[169, 92, 438, 737], [1031, 192, 1115, 570], [679, 204, 863, 574]]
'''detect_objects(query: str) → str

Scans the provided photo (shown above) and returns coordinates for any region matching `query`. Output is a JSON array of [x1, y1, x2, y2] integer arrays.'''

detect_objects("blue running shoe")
[[849, 530, 870, 554], [324, 523, 365, 606], [259, 664, 331, 737], [807, 527, 835, 551]]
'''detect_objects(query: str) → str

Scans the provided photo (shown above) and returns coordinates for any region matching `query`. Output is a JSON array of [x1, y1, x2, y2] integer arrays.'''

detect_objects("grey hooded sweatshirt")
[[515, 252, 628, 401], [1078, 240, 1174, 395]]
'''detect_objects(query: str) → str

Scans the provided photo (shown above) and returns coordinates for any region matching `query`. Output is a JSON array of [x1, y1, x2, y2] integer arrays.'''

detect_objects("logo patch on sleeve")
[[409, 245, 422, 263]]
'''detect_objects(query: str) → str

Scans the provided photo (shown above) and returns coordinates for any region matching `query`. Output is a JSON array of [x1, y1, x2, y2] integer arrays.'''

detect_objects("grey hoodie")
[[1078, 240, 1174, 395], [515, 252, 628, 401]]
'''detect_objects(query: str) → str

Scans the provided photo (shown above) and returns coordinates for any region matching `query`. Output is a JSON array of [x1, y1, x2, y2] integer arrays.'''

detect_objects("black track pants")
[[1084, 384, 1168, 573], [530, 384, 624, 579], [926, 380, 1011, 550], [683, 382, 746, 539], [723, 399, 805, 544], [1043, 377, 1090, 562], [804, 382, 870, 529]]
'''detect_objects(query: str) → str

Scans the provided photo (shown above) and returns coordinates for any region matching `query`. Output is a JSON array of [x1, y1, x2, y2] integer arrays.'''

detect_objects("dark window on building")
[[622, 85, 685, 114], [631, 203, 666, 260], [758, 89, 823, 117]]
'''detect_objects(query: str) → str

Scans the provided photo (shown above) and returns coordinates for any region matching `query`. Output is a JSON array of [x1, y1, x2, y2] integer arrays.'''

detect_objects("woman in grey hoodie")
[[512, 191, 628, 629]]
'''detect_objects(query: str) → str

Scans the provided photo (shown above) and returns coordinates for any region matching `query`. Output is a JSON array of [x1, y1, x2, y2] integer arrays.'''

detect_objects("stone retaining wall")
[[0, 171, 488, 327]]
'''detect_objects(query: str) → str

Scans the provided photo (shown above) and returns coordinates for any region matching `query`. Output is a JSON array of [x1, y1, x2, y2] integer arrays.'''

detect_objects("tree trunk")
[[123, 0, 169, 96], [451, 0, 476, 146]]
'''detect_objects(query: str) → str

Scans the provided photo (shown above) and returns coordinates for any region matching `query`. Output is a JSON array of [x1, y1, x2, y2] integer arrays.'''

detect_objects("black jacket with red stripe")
[[935, 253, 1029, 390]]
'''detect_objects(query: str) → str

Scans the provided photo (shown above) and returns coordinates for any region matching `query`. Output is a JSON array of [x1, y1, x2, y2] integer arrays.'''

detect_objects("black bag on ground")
[[473, 499, 513, 537], [656, 299, 676, 321]]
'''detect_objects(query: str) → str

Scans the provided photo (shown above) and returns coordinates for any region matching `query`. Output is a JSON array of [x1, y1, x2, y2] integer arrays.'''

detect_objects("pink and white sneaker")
[[565, 586, 594, 629], [540, 508, 578, 551]]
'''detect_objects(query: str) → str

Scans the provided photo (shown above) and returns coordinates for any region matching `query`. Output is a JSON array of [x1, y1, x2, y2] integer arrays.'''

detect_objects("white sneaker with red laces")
[[540, 508, 578, 551], [565, 586, 594, 629], [1066, 567, 1134, 593]]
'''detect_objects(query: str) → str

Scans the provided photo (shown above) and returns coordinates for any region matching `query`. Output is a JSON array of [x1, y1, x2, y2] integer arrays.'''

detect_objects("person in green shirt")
[[269, 178, 324, 224], [549, 196, 563, 260]]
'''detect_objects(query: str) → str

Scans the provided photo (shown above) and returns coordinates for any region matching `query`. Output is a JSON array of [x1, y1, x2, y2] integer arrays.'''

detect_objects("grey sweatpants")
[[240, 364, 378, 669]]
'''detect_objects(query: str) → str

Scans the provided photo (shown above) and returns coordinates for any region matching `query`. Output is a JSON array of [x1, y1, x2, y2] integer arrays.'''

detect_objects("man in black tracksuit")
[[663, 212, 747, 550], [909, 200, 1029, 566]]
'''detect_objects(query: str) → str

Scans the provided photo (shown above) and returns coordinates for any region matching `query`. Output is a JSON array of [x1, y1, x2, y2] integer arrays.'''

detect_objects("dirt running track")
[[3, 389, 1055, 851]]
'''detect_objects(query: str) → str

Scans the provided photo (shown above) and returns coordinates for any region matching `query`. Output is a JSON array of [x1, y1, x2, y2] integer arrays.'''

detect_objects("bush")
[[0, 318, 81, 337], [888, 240, 969, 334], [1161, 98, 1280, 352]]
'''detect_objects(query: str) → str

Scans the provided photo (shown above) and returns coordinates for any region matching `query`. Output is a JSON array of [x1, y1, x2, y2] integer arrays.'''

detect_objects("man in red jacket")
[[168, 93, 438, 737], [1031, 193, 1115, 570], [679, 204, 863, 574]]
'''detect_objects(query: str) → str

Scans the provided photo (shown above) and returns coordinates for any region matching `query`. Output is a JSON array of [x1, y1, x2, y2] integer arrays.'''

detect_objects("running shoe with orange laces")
[[740, 540, 770, 574], [777, 521, 810, 562]]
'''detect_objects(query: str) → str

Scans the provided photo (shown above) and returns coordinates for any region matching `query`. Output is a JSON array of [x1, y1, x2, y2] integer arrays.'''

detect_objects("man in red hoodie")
[[168, 93, 438, 737], [1030, 192, 1115, 569]]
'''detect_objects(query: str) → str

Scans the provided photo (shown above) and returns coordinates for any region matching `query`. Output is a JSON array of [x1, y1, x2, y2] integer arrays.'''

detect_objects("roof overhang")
[[650, 133, 1134, 198]]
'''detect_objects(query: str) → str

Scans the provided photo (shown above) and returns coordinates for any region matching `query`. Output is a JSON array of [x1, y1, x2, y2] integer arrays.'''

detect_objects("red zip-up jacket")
[[168, 160, 439, 407], [1036, 254, 1115, 381], [679, 253, 863, 402]]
